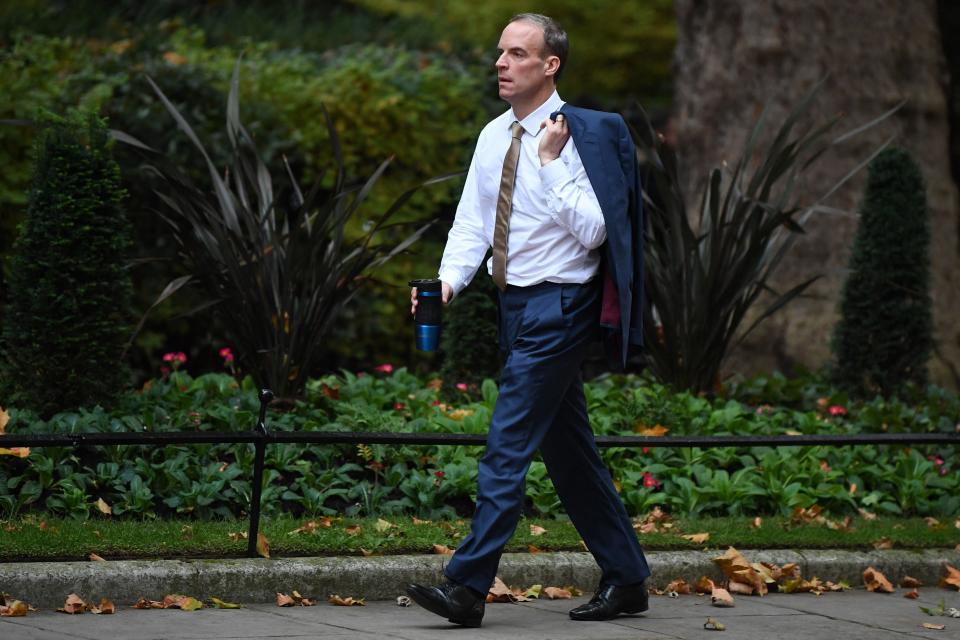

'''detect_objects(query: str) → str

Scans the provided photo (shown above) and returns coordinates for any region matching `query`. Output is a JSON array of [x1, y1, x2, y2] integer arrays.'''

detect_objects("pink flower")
[[828, 405, 846, 417], [927, 455, 944, 466], [455, 382, 468, 391], [374, 363, 394, 374], [434, 470, 445, 479], [431, 400, 442, 406], [642, 447, 651, 454], [219, 347, 234, 363], [642, 472, 660, 489], [394, 402, 406, 411], [162, 351, 187, 370]]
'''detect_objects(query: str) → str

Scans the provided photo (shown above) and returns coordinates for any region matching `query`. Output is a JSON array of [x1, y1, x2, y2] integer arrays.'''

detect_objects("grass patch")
[[2, 515, 958, 561]]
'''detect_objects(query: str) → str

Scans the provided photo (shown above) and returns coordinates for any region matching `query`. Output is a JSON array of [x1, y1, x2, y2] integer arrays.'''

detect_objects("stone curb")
[[2, 549, 958, 608]]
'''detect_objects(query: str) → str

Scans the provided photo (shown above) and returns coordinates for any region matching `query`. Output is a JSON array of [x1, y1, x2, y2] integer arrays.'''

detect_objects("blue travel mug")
[[409, 278, 442, 351]]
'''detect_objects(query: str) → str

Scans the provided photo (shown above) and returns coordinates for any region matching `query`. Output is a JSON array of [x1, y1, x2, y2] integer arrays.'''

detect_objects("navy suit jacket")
[[552, 105, 645, 366]]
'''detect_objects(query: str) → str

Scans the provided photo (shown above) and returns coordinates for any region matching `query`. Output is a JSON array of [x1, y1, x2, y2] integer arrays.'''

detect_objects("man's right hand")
[[410, 281, 453, 316]]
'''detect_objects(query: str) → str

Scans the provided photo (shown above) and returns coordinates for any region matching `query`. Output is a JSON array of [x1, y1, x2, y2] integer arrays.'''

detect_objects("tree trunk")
[[672, 0, 960, 387]]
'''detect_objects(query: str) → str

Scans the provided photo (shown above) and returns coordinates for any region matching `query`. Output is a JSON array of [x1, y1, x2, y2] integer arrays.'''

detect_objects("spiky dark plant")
[[632, 80, 901, 392], [133, 60, 451, 397]]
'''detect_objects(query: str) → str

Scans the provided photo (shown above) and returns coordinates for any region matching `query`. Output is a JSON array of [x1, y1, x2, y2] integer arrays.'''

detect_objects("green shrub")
[[831, 147, 933, 397], [1, 110, 133, 416], [440, 267, 501, 393]]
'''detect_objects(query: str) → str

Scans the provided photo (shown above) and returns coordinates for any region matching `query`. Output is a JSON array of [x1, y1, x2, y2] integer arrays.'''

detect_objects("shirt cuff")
[[437, 269, 464, 299], [538, 157, 573, 191]]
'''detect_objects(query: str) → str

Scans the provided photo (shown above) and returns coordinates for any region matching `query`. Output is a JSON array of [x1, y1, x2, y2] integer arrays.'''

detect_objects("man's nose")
[[495, 52, 508, 70]]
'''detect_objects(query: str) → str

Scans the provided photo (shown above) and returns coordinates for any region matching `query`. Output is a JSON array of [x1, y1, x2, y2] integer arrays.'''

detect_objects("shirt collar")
[[509, 91, 565, 138]]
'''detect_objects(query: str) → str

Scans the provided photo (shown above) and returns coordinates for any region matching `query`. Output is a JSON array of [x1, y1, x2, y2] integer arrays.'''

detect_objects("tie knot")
[[510, 121, 524, 140]]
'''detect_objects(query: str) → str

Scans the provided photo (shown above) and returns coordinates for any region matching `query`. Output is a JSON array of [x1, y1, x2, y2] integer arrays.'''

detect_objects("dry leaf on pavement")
[[90, 598, 115, 614], [328, 595, 365, 606], [665, 579, 691, 595], [921, 622, 945, 630], [210, 597, 242, 609], [900, 576, 922, 588], [712, 547, 767, 595], [940, 564, 960, 590], [863, 566, 895, 593], [132, 597, 164, 609], [543, 587, 572, 600], [704, 616, 726, 630], [487, 577, 515, 603], [904, 589, 920, 599], [695, 576, 715, 594], [0, 600, 30, 617], [710, 587, 735, 607], [276, 593, 296, 607], [58, 593, 88, 614]]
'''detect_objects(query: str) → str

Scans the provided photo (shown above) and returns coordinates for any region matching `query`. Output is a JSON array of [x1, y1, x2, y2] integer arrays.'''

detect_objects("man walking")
[[407, 13, 651, 627]]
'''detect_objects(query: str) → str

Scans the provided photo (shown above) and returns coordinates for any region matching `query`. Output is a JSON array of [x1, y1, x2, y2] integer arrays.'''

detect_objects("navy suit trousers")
[[443, 280, 651, 595]]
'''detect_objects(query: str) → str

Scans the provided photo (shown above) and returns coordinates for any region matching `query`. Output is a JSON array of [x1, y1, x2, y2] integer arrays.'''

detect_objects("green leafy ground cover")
[[3, 515, 957, 562], [2, 369, 958, 522]]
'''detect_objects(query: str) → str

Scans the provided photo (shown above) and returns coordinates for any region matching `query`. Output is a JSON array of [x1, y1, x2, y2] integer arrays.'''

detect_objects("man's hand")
[[410, 281, 453, 316], [538, 113, 569, 166]]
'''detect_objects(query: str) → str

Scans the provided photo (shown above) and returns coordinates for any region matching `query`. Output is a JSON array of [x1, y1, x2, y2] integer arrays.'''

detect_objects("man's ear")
[[543, 55, 561, 78]]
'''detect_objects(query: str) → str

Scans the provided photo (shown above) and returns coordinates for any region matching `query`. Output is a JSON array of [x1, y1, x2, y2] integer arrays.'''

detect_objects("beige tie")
[[492, 121, 525, 291]]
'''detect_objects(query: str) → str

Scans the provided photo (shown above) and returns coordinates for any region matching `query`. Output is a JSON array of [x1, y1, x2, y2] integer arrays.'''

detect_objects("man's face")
[[495, 20, 556, 105]]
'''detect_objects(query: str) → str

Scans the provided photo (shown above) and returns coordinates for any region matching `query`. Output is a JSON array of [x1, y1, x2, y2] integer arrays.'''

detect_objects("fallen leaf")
[[750, 517, 762, 529], [710, 588, 734, 607], [359, 548, 374, 557], [901, 576, 922, 588], [791, 505, 825, 525], [665, 579, 691, 594], [132, 597, 164, 609], [228, 531, 247, 541], [396, 595, 411, 607], [695, 576, 715, 594], [276, 593, 295, 607], [0, 406, 8, 433], [713, 547, 766, 595], [683, 533, 710, 544], [0, 447, 30, 458], [925, 517, 941, 528], [704, 616, 726, 631], [858, 508, 878, 521], [411, 517, 431, 525], [529, 524, 547, 536], [872, 537, 894, 550], [95, 498, 112, 515], [344, 525, 362, 536], [635, 423, 669, 436], [826, 516, 854, 532], [922, 623, 945, 630], [955, 518, 960, 530], [863, 566, 895, 593], [0, 600, 29, 617], [374, 518, 395, 533], [432, 544, 453, 555], [543, 587, 572, 600], [90, 598, 115, 614], [727, 581, 754, 595], [524, 584, 542, 599], [58, 593, 87, 614], [904, 589, 920, 599], [328, 594, 365, 606], [780, 563, 801, 579], [256, 532, 270, 558], [163, 595, 203, 611], [527, 544, 543, 553], [89, 553, 106, 562], [940, 564, 960, 590], [210, 596, 242, 608], [487, 577, 515, 603]]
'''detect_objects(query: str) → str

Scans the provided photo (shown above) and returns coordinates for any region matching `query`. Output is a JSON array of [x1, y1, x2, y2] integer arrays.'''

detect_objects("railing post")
[[246, 388, 274, 557]]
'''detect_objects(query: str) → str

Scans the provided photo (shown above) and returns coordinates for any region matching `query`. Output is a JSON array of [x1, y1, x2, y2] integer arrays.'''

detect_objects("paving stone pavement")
[[2, 589, 958, 640]]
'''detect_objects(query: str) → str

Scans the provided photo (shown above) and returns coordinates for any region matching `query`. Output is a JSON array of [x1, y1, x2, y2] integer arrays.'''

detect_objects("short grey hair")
[[509, 13, 568, 82]]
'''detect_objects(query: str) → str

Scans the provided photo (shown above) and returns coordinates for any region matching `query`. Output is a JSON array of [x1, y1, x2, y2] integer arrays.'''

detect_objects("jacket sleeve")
[[618, 115, 645, 346]]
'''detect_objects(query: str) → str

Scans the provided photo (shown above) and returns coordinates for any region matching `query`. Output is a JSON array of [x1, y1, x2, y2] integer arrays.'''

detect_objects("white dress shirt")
[[438, 91, 606, 297]]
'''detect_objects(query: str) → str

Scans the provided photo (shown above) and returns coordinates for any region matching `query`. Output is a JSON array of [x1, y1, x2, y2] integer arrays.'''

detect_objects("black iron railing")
[[3, 389, 958, 556]]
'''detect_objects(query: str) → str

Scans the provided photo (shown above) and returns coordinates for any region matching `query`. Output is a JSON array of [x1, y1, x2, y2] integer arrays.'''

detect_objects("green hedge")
[[2, 370, 957, 520]]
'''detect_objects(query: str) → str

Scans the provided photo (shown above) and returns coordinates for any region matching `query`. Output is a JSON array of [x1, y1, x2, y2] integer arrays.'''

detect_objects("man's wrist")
[[539, 153, 559, 166]]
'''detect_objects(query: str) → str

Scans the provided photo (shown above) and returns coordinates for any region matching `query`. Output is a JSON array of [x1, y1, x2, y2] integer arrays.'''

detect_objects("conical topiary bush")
[[831, 147, 933, 397], [1, 110, 133, 415]]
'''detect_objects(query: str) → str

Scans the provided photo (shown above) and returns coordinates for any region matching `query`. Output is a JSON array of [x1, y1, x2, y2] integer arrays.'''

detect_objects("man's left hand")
[[538, 114, 569, 166]]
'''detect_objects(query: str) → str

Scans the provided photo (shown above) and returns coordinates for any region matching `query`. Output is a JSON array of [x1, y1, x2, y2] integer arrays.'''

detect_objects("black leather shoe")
[[406, 580, 485, 627], [569, 582, 649, 621]]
